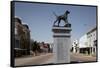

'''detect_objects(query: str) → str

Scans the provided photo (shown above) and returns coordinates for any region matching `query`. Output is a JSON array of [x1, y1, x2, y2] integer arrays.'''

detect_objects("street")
[[70, 53, 97, 62], [15, 53, 96, 66], [15, 53, 54, 66]]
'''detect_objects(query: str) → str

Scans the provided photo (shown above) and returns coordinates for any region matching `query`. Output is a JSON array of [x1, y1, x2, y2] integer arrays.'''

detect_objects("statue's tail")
[[53, 12, 58, 18]]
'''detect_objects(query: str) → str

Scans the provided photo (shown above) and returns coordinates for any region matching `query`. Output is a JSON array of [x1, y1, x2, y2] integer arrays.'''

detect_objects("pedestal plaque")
[[52, 24, 72, 63]]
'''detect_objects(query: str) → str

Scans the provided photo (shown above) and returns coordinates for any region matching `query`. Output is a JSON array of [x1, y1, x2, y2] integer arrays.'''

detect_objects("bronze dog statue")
[[53, 10, 70, 26]]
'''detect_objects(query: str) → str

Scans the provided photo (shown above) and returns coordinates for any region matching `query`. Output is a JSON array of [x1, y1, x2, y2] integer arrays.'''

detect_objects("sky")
[[14, 2, 97, 43]]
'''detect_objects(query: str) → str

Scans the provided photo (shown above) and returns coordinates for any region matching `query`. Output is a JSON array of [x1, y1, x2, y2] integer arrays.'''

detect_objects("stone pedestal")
[[52, 24, 72, 63]]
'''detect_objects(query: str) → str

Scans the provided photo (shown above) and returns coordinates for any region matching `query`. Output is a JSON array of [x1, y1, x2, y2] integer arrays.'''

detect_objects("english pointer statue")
[[53, 10, 70, 27]]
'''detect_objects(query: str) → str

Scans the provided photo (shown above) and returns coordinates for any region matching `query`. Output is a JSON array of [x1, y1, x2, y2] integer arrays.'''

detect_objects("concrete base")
[[52, 25, 71, 63]]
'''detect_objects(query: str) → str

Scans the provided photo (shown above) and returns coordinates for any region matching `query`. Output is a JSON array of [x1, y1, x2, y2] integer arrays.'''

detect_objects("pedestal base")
[[53, 38, 71, 63], [52, 26, 72, 63]]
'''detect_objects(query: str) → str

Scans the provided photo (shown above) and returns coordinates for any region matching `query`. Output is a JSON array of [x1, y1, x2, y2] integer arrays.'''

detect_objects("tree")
[[32, 41, 37, 51], [47, 44, 50, 52], [32, 41, 41, 56]]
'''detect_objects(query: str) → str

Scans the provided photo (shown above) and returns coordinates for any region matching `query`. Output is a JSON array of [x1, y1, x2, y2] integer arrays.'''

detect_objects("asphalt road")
[[15, 53, 54, 66], [15, 53, 96, 66], [70, 53, 97, 62]]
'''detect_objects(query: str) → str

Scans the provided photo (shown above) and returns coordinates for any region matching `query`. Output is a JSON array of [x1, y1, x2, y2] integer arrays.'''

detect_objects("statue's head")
[[65, 10, 70, 14]]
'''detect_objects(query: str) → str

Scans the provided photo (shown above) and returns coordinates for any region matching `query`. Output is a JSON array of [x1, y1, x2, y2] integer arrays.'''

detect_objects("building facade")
[[71, 40, 79, 53], [87, 27, 97, 56], [14, 17, 31, 57], [78, 27, 97, 56], [79, 34, 90, 54]]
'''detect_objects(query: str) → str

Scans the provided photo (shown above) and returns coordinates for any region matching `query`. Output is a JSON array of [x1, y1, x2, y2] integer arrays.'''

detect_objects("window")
[[15, 39, 20, 48], [15, 27, 17, 35]]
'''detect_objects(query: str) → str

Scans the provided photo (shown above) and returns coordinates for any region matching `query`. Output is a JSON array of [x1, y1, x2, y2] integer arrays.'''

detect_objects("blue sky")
[[15, 2, 97, 43]]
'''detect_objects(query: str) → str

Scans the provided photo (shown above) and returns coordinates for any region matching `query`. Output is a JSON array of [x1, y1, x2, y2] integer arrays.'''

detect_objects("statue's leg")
[[58, 19, 60, 26], [54, 19, 57, 26], [66, 19, 69, 23], [64, 19, 68, 24], [64, 20, 67, 24]]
